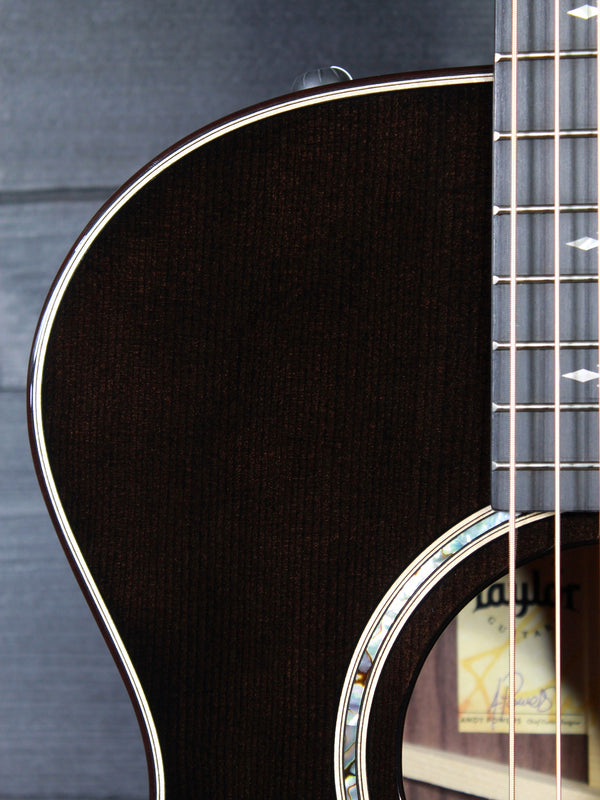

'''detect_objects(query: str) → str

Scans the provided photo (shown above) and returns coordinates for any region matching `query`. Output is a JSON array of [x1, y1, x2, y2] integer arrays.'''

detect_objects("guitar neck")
[[491, 0, 600, 512]]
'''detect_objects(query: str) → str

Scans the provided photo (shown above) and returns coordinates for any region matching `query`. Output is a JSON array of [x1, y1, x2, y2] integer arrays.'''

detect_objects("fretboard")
[[491, 0, 600, 511]]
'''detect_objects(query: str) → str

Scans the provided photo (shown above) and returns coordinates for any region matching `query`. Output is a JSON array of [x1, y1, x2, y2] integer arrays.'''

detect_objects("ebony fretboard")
[[491, 0, 600, 511]]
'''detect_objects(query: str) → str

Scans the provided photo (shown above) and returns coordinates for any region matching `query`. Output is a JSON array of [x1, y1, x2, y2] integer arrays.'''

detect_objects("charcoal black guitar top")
[[27, 64, 598, 799]]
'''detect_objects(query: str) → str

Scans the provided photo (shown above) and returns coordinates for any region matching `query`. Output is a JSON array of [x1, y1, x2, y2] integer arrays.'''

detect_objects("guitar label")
[[457, 549, 594, 734]]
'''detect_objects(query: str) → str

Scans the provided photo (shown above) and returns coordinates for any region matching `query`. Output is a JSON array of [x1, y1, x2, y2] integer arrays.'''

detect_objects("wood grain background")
[[0, 1, 493, 797]]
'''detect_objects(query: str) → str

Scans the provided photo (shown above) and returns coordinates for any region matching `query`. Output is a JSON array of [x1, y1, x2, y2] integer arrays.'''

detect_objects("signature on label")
[[488, 672, 554, 727]]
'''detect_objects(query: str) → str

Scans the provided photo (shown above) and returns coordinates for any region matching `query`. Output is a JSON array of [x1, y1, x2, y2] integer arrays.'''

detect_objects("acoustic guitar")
[[27, 1, 600, 798]]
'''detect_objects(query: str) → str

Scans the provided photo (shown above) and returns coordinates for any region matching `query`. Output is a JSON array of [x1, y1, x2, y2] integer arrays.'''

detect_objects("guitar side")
[[27, 70, 540, 800]]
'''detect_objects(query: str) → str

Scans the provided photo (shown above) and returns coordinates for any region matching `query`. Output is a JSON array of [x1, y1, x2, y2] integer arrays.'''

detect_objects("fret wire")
[[493, 275, 599, 283], [494, 130, 598, 139], [493, 403, 600, 411], [494, 204, 598, 214], [493, 340, 600, 349], [495, 50, 597, 61], [493, 462, 600, 470]]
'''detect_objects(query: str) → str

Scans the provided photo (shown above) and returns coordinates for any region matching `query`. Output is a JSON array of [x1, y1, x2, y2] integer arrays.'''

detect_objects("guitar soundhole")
[[402, 541, 598, 800]]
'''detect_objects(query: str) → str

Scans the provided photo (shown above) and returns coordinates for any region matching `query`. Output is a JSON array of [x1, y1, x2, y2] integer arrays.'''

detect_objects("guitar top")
[[27, 71, 597, 799]]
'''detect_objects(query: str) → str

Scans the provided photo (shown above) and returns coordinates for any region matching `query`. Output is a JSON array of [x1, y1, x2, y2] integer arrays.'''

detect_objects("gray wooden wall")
[[0, 1, 493, 797]]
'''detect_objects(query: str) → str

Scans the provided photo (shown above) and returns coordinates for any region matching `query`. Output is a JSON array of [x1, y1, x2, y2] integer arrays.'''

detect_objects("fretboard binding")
[[493, 462, 599, 471], [493, 274, 598, 284], [493, 204, 598, 215], [493, 340, 599, 350], [495, 49, 597, 61], [493, 403, 600, 411], [494, 129, 598, 140]]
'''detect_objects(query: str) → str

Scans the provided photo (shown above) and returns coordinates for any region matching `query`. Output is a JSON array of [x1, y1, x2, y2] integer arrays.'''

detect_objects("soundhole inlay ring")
[[333, 506, 550, 800]]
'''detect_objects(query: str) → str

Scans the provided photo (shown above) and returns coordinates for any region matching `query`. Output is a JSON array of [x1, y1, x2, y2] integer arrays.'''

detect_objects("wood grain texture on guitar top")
[[29, 72, 500, 800]]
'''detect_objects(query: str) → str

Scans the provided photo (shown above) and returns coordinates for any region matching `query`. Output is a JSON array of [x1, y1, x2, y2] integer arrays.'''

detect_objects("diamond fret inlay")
[[567, 236, 599, 250], [568, 4, 599, 19], [563, 368, 600, 382]]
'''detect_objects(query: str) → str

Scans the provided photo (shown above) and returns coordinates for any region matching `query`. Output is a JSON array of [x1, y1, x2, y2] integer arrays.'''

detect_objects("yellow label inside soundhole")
[[457, 549, 594, 734]]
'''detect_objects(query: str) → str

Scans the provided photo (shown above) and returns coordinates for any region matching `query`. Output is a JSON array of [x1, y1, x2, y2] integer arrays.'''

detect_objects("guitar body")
[[27, 71, 598, 800]]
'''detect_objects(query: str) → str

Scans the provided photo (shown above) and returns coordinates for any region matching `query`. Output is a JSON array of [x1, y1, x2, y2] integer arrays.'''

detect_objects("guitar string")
[[508, 0, 518, 798], [553, 1, 563, 799]]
